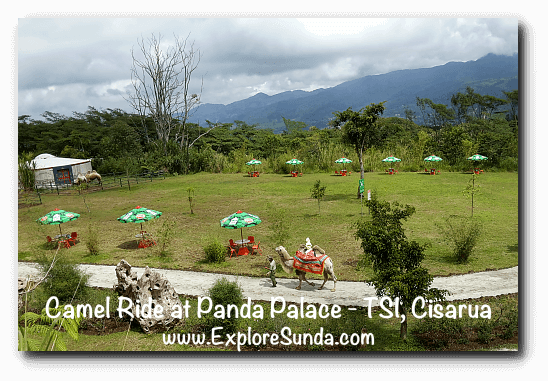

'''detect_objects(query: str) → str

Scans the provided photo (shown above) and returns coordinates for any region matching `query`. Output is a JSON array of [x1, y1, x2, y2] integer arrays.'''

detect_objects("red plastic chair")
[[228, 246, 237, 258], [229, 239, 238, 248], [138, 238, 156, 249], [58, 239, 71, 249], [68, 232, 77, 245], [251, 241, 262, 255], [247, 236, 255, 244], [46, 236, 53, 243]]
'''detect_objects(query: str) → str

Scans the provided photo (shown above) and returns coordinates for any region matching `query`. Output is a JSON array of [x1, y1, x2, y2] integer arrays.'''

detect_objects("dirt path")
[[17, 262, 518, 307]]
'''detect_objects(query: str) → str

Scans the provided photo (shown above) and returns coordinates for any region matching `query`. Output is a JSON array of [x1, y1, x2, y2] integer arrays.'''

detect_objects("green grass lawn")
[[18, 171, 518, 281]]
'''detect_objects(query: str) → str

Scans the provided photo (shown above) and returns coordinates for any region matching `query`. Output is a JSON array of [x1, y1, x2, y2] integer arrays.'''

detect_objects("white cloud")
[[17, 17, 518, 119], [297, 18, 389, 36]]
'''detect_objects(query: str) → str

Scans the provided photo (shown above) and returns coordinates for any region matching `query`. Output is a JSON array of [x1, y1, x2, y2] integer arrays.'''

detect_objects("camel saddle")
[[293, 249, 329, 275]]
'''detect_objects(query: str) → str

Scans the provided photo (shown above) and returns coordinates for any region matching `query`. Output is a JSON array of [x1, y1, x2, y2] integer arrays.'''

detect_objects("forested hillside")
[[18, 85, 518, 177], [188, 53, 518, 131]]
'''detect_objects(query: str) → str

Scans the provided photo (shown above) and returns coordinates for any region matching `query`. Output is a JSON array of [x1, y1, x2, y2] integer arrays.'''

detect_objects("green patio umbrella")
[[246, 159, 262, 174], [220, 210, 262, 242], [382, 156, 401, 163], [424, 155, 443, 162], [467, 153, 488, 174], [286, 158, 304, 175], [285, 158, 304, 165], [467, 154, 488, 161], [335, 157, 352, 164], [36, 208, 80, 235], [117, 205, 162, 231], [335, 157, 352, 170]]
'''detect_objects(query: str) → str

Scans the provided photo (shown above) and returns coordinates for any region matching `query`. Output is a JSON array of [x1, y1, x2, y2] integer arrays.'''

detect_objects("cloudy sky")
[[17, 17, 518, 120]]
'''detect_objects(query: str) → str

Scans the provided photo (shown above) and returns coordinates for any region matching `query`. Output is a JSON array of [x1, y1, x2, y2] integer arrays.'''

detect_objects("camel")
[[85, 170, 102, 184], [75, 173, 88, 185], [275, 244, 337, 292]]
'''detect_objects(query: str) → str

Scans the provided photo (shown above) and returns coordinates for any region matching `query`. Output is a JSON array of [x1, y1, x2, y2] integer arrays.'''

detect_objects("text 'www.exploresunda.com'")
[[162, 327, 373, 352]]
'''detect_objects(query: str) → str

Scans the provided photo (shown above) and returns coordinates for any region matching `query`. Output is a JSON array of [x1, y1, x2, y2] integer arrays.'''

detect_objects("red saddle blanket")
[[293, 250, 329, 274]]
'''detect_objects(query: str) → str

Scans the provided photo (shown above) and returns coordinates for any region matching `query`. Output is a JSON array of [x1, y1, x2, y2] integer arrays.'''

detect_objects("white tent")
[[30, 153, 92, 188]]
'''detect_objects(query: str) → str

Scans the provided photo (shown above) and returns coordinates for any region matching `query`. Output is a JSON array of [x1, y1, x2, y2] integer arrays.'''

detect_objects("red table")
[[235, 239, 250, 256]]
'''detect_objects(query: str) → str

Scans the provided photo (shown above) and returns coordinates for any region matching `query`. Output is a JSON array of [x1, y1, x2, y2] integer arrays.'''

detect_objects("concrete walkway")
[[17, 262, 518, 307]]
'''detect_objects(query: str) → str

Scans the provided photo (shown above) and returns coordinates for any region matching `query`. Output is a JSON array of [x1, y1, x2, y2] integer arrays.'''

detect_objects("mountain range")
[[188, 53, 518, 132]]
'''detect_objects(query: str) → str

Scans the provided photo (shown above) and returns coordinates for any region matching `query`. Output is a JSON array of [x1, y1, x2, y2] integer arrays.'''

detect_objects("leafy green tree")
[[437, 125, 474, 166], [331, 102, 386, 191], [374, 117, 421, 150], [503, 90, 518, 121], [355, 199, 448, 340], [416, 97, 455, 130], [60, 145, 86, 159], [281, 116, 308, 136], [100, 121, 143, 159], [451, 87, 507, 122]]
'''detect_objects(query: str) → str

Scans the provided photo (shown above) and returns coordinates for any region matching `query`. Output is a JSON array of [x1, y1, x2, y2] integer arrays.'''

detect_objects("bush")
[[441, 215, 482, 263], [157, 218, 176, 255], [204, 239, 227, 263], [85, 224, 100, 255], [37, 256, 90, 303], [476, 320, 493, 344], [207, 277, 244, 335]]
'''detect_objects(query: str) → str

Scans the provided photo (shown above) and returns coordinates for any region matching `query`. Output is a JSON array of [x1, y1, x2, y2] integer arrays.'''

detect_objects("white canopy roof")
[[31, 153, 91, 170]]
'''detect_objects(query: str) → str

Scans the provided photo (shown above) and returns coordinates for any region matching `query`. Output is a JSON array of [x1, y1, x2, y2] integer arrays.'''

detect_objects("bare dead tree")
[[125, 33, 206, 158]]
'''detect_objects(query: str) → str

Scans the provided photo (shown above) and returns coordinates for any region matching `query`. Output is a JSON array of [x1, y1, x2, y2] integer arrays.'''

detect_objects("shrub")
[[500, 308, 519, 340], [18, 152, 36, 191], [441, 215, 482, 263], [157, 218, 176, 255], [37, 256, 90, 303], [476, 320, 493, 344], [85, 224, 100, 255], [311, 180, 327, 215], [207, 277, 244, 335], [204, 239, 227, 263]]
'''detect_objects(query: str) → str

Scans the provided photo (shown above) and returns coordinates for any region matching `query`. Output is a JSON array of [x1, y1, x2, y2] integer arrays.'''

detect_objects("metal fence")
[[32, 170, 166, 195], [18, 190, 42, 207]]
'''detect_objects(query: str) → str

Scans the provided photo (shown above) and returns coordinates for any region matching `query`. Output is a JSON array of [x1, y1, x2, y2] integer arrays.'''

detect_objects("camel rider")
[[305, 237, 313, 253], [266, 256, 277, 287]]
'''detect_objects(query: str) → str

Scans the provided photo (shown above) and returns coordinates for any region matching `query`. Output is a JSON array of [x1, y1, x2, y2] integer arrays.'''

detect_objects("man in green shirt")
[[266, 256, 277, 287]]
